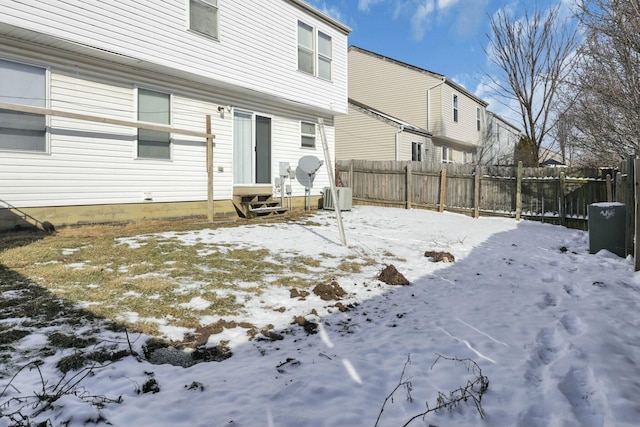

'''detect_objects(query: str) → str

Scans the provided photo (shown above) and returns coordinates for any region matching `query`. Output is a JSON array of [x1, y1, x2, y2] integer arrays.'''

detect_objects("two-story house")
[[336, 46, 488, 164], [0, 0, 350, 230], [478, 111, 523, 166]]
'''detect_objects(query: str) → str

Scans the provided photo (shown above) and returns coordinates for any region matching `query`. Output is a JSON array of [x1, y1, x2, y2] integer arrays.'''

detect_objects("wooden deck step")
[[233, 193, 289, 218]]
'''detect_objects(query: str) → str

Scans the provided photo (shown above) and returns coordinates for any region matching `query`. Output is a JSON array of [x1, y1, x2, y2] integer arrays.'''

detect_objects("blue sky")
[[306, 0, 572, 122]]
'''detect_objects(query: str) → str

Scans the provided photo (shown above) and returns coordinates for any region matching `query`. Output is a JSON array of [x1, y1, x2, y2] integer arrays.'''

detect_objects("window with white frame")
[[298, 22, 314, 75], [138, 89, 171, 160], [0, 59, 47, 152], [190, 0, 219, 39], [298, 21, 332, 80], [442, 146, 453, 163], [453, 94, 459, 123], [300, 121, 316, 148], [318, 31, 332, 80], [412, 141, 423, 161], [476, 107, 481, 131], [463, 151, 473, 164]]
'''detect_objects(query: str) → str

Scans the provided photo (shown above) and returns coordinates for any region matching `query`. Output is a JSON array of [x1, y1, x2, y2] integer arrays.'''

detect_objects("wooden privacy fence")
[[335, 159, 633, 232]]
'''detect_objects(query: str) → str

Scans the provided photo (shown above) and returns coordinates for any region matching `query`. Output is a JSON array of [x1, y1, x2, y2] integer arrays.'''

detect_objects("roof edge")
[[288, 0, 352, 34]]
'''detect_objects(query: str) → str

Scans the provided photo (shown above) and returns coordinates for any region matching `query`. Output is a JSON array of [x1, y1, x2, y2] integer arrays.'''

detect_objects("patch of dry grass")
[[0, 215, 367, 339]]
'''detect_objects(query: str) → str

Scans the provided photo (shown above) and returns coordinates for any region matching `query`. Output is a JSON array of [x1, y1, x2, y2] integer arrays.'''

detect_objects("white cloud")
[[437, 0, 461, 10], [358, 0, 386, 13], [410, 0, 435, 41]]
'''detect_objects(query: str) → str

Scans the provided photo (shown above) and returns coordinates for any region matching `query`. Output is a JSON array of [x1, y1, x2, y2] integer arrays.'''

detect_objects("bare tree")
[[486, 5, 580, 164], [566, 0, 640, 162]]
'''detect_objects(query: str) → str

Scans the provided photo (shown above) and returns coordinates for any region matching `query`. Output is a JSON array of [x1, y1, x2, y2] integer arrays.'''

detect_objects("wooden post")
[[606, 173, 613, 202], [559, 171, 566, 226], [515, 161, 523, 221], [349, 160, 354, 188], [406, 162, 412, 209], [439, 166, 447, 213], [473, 165, 480, 218], [634, 159, 640, 271], [206, 114, 214, 222]]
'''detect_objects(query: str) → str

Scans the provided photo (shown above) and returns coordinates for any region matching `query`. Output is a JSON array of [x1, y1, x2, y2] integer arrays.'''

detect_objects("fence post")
[[515, 161, 523, 221], [349, 160, 354, 188], [206, 114, 214, 222], [559, 171, 566, 226], [405, 162, 412, 209], [606, 174, 613, 202], [473, 165, 480, 218], [634, 159, 640, 271], [439, 166, 447, 213]]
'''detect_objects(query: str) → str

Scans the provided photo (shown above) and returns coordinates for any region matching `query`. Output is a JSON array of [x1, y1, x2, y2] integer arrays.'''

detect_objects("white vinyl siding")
[[189, 0, 219, 40], [1, 0, 349, 115], [0, 52, 338, 209], [0, 59, 47, 152], [137, 89, 171, 160]]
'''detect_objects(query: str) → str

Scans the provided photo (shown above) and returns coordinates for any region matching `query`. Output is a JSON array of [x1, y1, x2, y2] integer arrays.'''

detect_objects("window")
[[476, 107, 481, 131], [298, 21, 332, 80], [298, 22, 314, 75], [442, 146, 453, 163], [412, 142, 423, 161], [0, 59, 46, 152], [318, 31, 332, 80], [463, 151, 473, 164], [301, 121, 316, 148], [138, 89, 171, 160], [190, 0, 219, 39], [453, 94, 458, 123]]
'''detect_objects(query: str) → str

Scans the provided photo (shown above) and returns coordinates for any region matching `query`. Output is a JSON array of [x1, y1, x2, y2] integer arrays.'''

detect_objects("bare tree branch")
[[486, 5, 580, 164]]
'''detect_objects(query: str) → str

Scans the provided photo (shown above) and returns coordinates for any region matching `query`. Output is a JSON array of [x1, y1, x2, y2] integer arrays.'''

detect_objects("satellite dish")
[[296, 155, 323, 189]]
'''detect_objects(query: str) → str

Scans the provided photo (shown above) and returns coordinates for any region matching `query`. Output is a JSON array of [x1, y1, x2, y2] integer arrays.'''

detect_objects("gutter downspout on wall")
[[426, 77, 447, 131], [395, 125, 404, 160]]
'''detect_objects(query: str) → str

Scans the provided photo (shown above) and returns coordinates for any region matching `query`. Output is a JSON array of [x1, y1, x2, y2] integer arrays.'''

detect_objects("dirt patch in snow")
[[313, 281, 347, 301], [424, 250, 455, 263], [378, 264, 410, 286]]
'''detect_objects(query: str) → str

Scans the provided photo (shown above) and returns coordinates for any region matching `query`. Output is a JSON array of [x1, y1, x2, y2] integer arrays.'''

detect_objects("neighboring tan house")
[[0, 0, 350, 230], [337, 46, 488, 164], [478, 111, 523, 166], [335, 99, 434, 162]]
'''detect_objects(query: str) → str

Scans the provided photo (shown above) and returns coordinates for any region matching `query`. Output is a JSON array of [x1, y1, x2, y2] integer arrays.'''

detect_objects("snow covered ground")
[[2, 206, 640, 426]]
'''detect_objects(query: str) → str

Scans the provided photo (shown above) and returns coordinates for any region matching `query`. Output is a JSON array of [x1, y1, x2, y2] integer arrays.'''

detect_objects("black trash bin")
[[588, 202, 626, 257]]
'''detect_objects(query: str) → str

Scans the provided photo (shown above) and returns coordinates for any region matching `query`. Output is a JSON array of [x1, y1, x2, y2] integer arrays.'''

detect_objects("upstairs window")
[[190, 0, 219, 39], [298, 22, 314, 75], [453, 94, 459, 123], [298, 21, 332, 80], [476, 107, 481, 131], [318, 31, 332, 80], [301, 121, 316, 148], [0, 59, 46, 152], [138, 89, 171, 160]]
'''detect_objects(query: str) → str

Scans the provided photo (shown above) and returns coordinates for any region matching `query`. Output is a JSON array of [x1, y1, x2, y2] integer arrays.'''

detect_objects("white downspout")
[[426, 77, 446, 131], [395, 125, 404, 160]]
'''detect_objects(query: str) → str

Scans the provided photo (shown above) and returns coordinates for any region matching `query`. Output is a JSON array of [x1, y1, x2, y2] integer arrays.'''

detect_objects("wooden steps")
[[233, 193, 288, 218]]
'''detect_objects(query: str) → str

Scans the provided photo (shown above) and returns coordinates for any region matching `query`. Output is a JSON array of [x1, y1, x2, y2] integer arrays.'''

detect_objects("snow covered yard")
[[1, 205, 639, 426]]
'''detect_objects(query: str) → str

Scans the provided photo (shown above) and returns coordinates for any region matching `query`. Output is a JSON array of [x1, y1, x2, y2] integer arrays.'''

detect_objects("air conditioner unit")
[[323, 187, 352, 211]]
